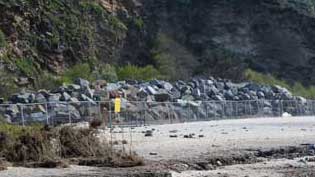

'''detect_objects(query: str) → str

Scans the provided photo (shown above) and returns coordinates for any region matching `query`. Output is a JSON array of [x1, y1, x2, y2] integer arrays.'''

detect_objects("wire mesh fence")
[[1, 99, 315, 127]]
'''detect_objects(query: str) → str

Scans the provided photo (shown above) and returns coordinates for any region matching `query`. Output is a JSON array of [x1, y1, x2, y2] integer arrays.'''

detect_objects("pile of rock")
[[0, 77, 311, 124], [110, 78, 295, 102]]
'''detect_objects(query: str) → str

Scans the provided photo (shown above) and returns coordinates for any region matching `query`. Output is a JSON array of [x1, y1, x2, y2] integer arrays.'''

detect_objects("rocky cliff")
[[0, 0, 315, 95], [139, 0, 315, 82]]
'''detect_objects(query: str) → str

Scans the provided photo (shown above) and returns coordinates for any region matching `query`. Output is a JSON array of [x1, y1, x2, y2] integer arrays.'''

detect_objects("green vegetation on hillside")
[[0, 29, 6, 48], [0, 0, 130, 94], [245, 69, 315, 98], [117, 64, 160, 81], [151, 33, 198, 80], [35, 63, 160, 89]]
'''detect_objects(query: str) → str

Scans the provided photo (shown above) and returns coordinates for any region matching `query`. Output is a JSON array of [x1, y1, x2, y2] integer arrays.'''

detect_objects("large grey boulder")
[[67, 84, 81, 91], [106, 83, 121, 92], [51, 104, 81, 122], [60, 92, 71, 102], [85, 87, 94, 98], [192, 88, 201, 98], [224, 90, 234, 100], [29, 112, 46, 122], [10, 93, 31, 104], [6, 105, 19, 117], [80, 94, 96, 105], [154, 93, 171, 102], [48, 93, 61, 103], [215, 82, 225, 90], [212, 95, 225, 101], [257, 91, 265, 99], [51, 86, 66, 94], [208, 86, 219, 96], [69, 97, 81, 107], [169, 88, 181, 100], [161, 81, 173, 91], [146, 86, 157, 95], [35, 93, 47, 103], [137, 89, 149, 99], [75, 78, 90, 89]]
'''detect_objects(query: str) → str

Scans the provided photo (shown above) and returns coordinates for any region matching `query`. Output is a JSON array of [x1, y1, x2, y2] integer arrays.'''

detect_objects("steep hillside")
[[0, 0, 141, 94], [0, 0, 315, 96], [139, 0, 315, 83]]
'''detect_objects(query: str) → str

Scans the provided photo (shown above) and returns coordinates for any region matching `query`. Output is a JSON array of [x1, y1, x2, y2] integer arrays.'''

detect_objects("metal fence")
[[1, 99, 315, 127]]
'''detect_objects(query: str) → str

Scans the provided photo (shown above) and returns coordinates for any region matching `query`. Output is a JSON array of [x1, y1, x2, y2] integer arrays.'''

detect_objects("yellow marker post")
[[114, 98, 121, 113]]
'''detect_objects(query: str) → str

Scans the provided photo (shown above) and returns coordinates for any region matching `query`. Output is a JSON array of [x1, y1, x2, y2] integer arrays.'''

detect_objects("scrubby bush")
[[153, 52, 177, 80], [109, 16, 128, 31], [16, 58, 36, 76], [134, 17, 144, 30], [292, 83, 315, 99], [0, 71, 19, 99], [151, 33, 199, 80], [97, 64, 118, 82], [61, 63, 92, 84], [35, 72, 64, 90], [244, 69, 290, 88], [245, 69, 315, 99], [79, 1, 104, 15], [0, 29, 6, 48], [117, 64, 160, 81]]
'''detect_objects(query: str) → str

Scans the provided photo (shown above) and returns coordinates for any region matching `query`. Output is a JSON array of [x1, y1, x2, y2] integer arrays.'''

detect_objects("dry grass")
[[0, 124, 144, 169]]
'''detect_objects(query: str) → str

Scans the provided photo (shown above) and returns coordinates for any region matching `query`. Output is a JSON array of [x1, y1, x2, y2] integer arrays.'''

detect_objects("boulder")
[[137, 89, 148, 99], [212, 95, 225, 101], [169, 89, 181, 100], [6, 105, 19, 117], [206, 79, 214, 85], [38, 89, 50, 97], [154, 93, 171, 102], [215, 82, 225, 90], [240, 93, 251, 100], [161, 81, 173, 91], [51, 86, 66, 94], [85, 87, 94, 98], [257, 91, 265, 99], [48, 94, 61, 103], [126, 80, 138, 85], [224, 90, 234, 100], [71, 91, 80, 98], [192, 88, 201, 98], [208, 86, 219, 96], [80, 94, 96, 105], [35, 93, 47, 103], [69, 97, 81, 107], [74, 78, 90, 89], [106, 83, 121, 91], [3, 114, 11, 123], [224, 82, 233, 90], [29, 112, 46, 122], [67, 84, 81, 91], [60, 92, 71, 102], [10, 93, 30, 104], [182, 95, 195, 101], [146, 86, 157, 95]]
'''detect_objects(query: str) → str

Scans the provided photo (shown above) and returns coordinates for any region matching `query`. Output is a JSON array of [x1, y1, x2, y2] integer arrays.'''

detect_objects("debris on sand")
[[150, 152, 158, 156], [184, 134, 195, 138], [25, 160, 69, 168], [145, 130, 153, 137]]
